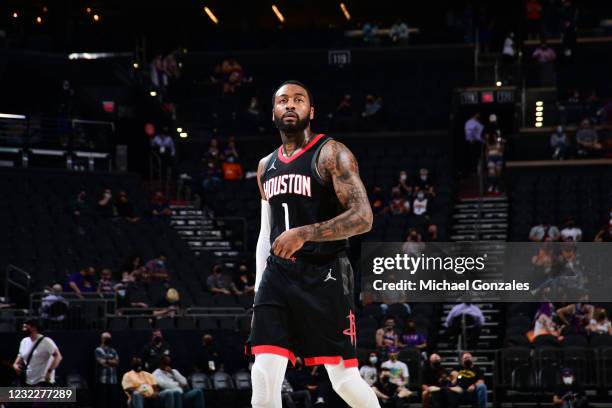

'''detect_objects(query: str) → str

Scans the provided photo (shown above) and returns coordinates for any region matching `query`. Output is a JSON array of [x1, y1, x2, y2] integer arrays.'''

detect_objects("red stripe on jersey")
[[277, 133, 325, 164]]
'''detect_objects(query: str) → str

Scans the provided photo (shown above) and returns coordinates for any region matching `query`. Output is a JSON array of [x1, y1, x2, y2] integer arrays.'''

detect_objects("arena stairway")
[[451, 196, 508, 242]]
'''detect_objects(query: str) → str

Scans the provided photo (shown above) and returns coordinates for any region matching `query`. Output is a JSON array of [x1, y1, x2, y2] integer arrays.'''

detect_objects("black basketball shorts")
[[247, 254, 358, 368]]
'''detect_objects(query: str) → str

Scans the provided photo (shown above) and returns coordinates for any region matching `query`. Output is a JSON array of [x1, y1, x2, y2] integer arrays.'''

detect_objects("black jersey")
[[260, 134, 347, 261]]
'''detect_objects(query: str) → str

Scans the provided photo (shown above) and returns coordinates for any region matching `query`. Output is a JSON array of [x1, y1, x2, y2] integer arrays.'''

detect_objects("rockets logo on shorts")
[[264, 174, 312, 200], [343, 310, 357, 346]]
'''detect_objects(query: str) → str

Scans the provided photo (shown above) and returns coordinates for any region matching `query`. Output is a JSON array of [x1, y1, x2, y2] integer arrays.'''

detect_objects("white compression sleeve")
[[255, 199, 272, 292], [251, 353, 288, 408], [325, 363, 381, 408]]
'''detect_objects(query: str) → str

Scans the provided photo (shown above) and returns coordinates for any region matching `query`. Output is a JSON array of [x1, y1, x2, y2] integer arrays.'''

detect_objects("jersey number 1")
[[281, 203, 290, 231]]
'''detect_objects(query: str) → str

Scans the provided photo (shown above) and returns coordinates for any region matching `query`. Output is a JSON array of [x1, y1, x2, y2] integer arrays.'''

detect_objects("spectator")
[[95, 332, 120, 408], [449, 352, 488, 408], [360, 352, 380, 386], [362, 95, 383, 129], [501, 32, 516, 83], [142, 330, 172, 372], [396, 171, 413, 198], [13, 319, 62, 386], [412, 191, 429, 217], [201, 159, 223, 196], [587, 308, 612, 335], [330, 94, 356, 131], [576, 119, 603, 157], [122, 256, 144, 282], [66, 267, 96, 298], [415, 168, 435, 197], [532, 41, 557, 86], [371, 367, 411, 407], [381, 347, 409, 387], [389, 187, 410, 215], [97, 188, 115, 218], [444, 303, 485, 349], [121, 356, 173, 408], [195, 334, 222, 373], [402, 228, 424, 256], [557, 302, 594, 334], [230, 264, 255, 296], [151, 127, 176, 182], [363, 22, 380, 44], [421, 353, 462, 408], [206, 264, 232, 295], [464, 113, 485, 171], [426, 224, 439, 242], [371, 186, 389, 217], [98, 268, 118, 295], [70, 189, 91, 226], [153, 356, 205, 408], [485, 128, 505, 194], [376, 318, 399, 352], [526, 0, 543, 40], [553, 367, 588, 408], [223, 137, 240, 163], [551, 125, 570, 160], [560, 217, 582, 242], [151, 191, 172, 221], [40, 284, 68, 322], [529, 218, 561, 242], [205, 138, 222, 162], [390, 20, 410, 44], [246, 96, 264, 131], [531, 302, 564, 342], [283, 357, 315, 408], [594, 224, 612, 242], [146, 255, 170, 281], [399, 320, 427, 350], [116, 191, 140, 223], [153, 288, 182, 317]]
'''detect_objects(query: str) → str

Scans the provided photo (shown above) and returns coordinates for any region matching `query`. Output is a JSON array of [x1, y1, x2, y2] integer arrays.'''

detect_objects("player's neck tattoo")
[[281, 131, 312, 157]]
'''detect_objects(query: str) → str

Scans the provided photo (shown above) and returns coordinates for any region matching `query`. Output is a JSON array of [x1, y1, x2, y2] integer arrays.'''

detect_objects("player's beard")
[[274, 112, 309, 133]]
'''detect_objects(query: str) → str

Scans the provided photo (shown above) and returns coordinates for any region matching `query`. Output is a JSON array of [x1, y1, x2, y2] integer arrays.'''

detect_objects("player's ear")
[[309, 106, 314, 120]]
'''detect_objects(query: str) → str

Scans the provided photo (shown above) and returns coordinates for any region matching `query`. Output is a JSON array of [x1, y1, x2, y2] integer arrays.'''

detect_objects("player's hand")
[[467, 384, 475, 392], [272, 228, 306, 259]]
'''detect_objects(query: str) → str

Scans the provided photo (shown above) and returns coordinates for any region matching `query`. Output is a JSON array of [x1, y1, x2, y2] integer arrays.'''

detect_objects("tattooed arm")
[[272, 140, 372, 259]]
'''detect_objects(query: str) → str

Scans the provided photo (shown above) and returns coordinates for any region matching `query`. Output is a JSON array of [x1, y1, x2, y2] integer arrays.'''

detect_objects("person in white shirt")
[[359, 352, 379, 386], [380, 348, 409, 388], [152, 356, 205, 408], [412, 191, 428, 216], [13, 319, 62, 385], [560, 217, 582, 242]]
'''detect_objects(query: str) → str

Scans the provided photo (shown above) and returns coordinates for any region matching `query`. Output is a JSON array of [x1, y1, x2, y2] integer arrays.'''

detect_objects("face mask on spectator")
[[132, 362, 142, 372], [557, 126, 563, 133], [417, 192, 425, 200], [464, 359, 473, 369], [400, 174, 407, 182], [369, 356, 378, 365], [420, 175, 427, 181], [102, 338, 112, 346], [563, 376, 573, 385]]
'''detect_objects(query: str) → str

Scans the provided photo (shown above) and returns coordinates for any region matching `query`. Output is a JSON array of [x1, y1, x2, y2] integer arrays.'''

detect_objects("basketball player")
[[248, 80, 380, 408]]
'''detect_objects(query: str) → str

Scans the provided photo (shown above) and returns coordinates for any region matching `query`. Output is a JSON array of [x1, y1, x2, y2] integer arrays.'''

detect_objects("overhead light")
[[12, 12, 18, 18], [179, 132, 188, 138], [340, 3, 351, 21], [93, 14, 100, 22], [535, 122, 543, 128], [536, 117, 544, 122], [204, 7, 218, 24], [496, 81, 502, 87], [536, 101, 543, 106], [133, 62, 139, 69], [272, 4, 285, 23], [150, 91, 157, 97], [536, 106, 543, 112], [176, 127, 183, 133], [36, 16, 43, 24], [0, 113, 26, 119], [535, 112, 543, 117]]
